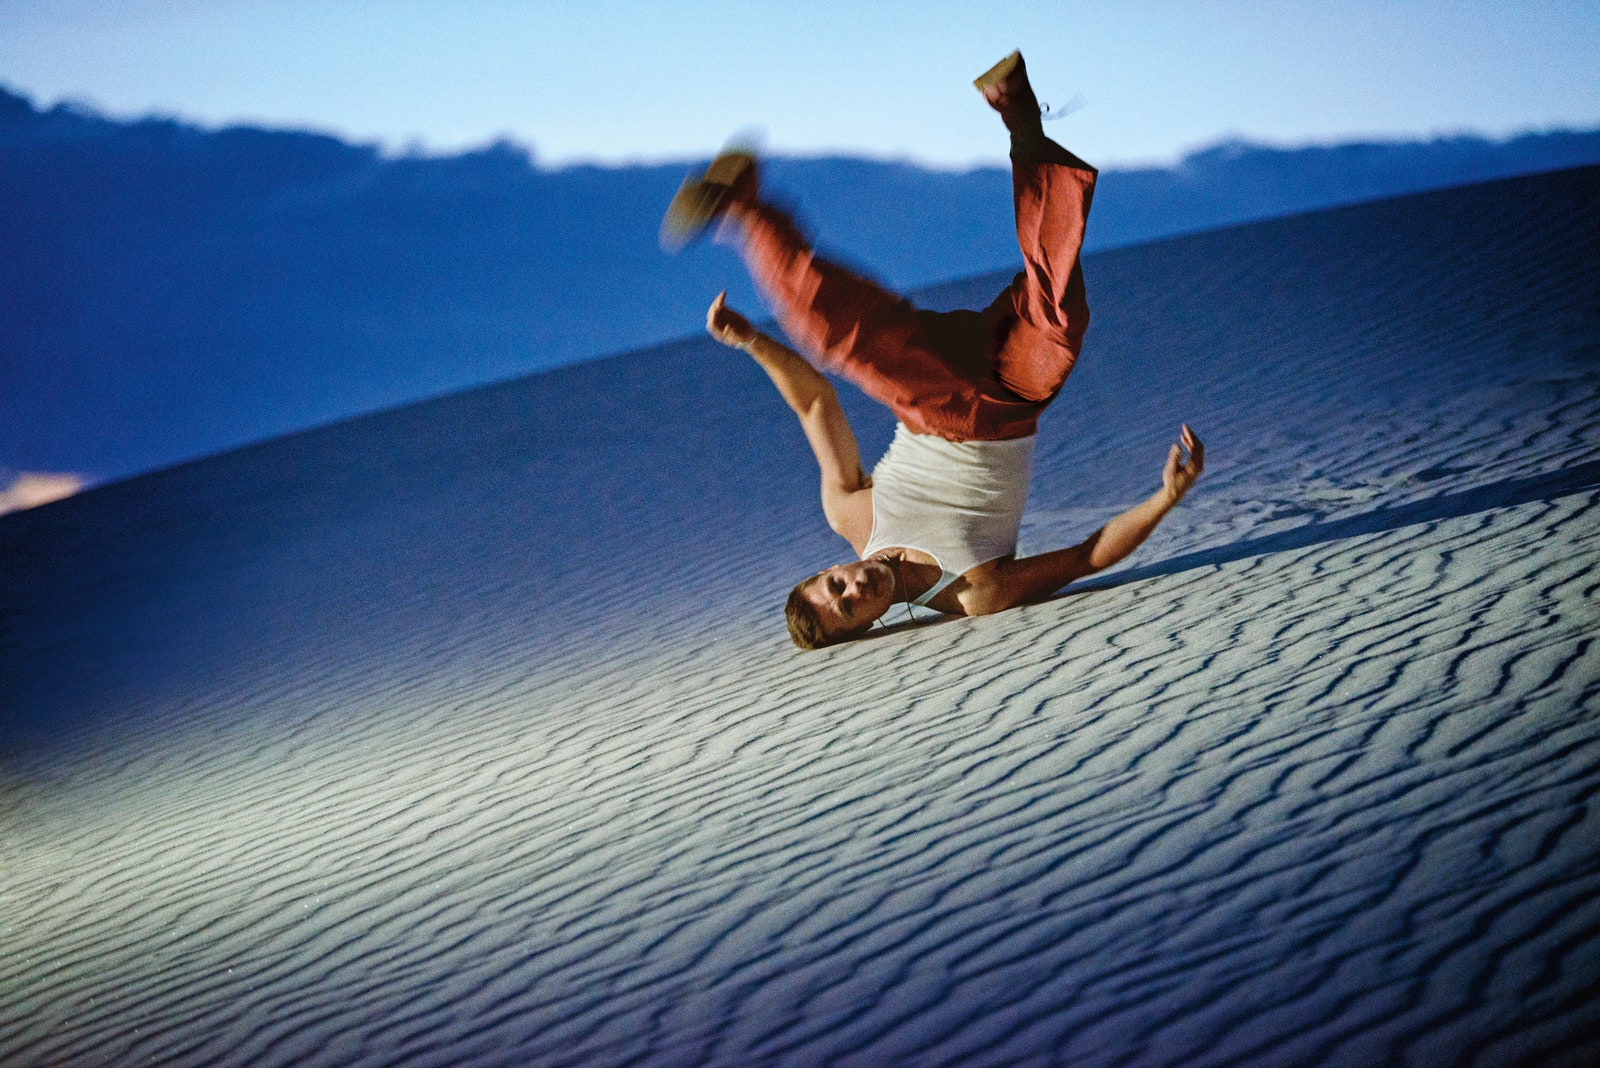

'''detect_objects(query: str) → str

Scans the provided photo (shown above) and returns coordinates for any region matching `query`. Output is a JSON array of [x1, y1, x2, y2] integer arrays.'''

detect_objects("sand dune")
[[1, 166, 1597, 1066]]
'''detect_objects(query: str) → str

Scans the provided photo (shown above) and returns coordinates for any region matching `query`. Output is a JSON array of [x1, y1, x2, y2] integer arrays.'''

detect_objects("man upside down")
[[663, 51, 1204, 650]]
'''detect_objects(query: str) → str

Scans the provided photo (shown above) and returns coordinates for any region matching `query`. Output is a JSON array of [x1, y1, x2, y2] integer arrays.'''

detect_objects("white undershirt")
[[861, 423, 1035, 603]]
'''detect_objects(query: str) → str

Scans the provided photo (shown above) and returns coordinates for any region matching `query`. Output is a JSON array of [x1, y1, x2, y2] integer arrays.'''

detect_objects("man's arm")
[[706, 293, 874, 548], [963, 425, 1205, 615]]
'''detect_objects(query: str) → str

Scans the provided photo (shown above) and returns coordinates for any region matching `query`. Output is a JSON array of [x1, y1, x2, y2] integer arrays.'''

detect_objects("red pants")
[[724, 145, 1096, 441]]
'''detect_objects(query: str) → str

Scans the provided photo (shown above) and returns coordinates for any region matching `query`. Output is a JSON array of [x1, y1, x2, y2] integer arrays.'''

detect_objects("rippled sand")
[[2, 166, 1597, 1067]]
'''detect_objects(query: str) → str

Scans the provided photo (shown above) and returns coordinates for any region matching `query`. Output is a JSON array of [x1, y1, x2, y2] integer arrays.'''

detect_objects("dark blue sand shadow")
[[1075, 459, 1600, 593]]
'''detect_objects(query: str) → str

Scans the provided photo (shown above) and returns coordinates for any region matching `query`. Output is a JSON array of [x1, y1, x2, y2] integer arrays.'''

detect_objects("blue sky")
[[2, 0, 1597, 168]]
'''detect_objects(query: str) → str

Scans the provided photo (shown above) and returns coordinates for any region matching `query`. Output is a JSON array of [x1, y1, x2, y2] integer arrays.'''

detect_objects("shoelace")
[[1041, 93, 1088, 122]]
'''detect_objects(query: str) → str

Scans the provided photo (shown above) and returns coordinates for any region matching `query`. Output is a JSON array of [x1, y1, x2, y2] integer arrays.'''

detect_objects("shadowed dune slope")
[[1, 166, 1598, 1067]]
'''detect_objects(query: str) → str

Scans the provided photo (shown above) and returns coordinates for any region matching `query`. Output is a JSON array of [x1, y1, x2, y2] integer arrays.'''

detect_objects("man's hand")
[[707, 291, 758, 349], [1162, 423, 1205, 503]]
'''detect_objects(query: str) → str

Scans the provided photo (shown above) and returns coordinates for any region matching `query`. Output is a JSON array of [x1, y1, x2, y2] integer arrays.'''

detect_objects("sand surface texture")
[[3, 167, 1598, 1067]]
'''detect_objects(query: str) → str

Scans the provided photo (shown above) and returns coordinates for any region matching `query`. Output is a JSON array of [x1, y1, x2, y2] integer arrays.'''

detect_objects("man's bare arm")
[[964, 426, 1205, 615], [706, 293, 873, 545]]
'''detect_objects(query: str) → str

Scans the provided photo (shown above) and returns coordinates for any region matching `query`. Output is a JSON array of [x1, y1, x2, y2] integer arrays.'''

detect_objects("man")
[[664, 52, 1204, 649]]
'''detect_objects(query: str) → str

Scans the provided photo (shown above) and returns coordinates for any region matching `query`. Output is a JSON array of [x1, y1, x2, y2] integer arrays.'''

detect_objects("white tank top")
[[861, 423, 1035, 605]]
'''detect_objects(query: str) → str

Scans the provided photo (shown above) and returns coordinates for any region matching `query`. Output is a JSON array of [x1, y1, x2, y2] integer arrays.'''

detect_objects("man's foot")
[[660, 148, 759, 252], [974, 50, 1043, 137]]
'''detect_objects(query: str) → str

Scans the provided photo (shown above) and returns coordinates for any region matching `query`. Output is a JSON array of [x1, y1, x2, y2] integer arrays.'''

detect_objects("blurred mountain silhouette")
[[3, 84, 1597, 483]]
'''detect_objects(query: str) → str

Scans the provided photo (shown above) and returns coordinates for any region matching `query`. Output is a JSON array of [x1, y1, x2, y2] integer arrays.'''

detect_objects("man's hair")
[[785, 575, 830, 650]]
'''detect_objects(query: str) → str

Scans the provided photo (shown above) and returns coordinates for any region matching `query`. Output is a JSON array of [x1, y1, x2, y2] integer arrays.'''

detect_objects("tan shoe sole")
[[659, 150, 757, 252], [974, 50, 1023, 93]]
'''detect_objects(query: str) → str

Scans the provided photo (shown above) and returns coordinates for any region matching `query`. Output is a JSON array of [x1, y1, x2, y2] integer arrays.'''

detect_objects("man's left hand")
[[1162, 423, 1205, 503]]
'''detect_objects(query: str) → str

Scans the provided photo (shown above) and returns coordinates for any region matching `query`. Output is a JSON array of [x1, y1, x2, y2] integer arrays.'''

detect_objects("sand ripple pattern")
[[3, 167, 1598, 1066]]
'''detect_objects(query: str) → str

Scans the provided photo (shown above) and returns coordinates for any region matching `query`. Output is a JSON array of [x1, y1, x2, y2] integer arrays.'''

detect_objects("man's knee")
[[993, 321, 1079, 403]]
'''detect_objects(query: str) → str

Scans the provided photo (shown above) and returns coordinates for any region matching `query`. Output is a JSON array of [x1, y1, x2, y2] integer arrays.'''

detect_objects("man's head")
[[785, 559, 898, 650]]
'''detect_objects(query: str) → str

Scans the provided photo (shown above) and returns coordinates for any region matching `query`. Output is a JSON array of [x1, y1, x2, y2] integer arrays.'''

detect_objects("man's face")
[[803, 559, 897, 640]]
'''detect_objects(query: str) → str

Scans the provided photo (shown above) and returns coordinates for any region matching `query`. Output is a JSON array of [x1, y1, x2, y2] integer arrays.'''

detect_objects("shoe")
[[974, 51, 1043, 135], [660, 148, 758, 252]]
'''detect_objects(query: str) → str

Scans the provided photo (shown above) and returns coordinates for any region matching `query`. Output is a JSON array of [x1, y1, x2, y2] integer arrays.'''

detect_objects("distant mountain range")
[[3, 84, 1597, 485]]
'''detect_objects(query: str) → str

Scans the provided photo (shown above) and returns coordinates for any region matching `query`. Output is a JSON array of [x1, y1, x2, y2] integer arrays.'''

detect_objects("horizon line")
[[6, 82, 1597, 175]]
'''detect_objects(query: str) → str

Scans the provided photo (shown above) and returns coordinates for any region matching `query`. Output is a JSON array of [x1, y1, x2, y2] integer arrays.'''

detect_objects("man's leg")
[[719, 196, 986, 439], [976, 52, 1098, 407], [987, 152, 1096, 403]]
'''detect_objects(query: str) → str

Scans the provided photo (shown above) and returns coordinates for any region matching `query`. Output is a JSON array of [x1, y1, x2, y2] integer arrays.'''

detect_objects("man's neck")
[[875, 549, 943, 603]]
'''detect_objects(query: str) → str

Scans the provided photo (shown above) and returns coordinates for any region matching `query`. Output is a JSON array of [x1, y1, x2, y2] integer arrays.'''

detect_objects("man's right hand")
[[707, 291, 758, 350]]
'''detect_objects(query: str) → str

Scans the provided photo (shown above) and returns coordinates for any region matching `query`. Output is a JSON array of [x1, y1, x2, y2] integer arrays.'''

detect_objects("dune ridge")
[[1, 166, 1597, 1066]]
